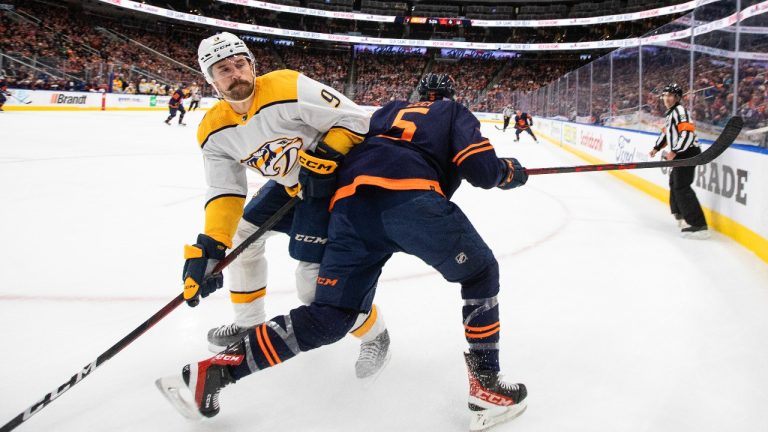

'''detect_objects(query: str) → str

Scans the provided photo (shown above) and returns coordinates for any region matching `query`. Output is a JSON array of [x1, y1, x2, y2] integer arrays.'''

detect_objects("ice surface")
[[1, 111, 766, 432]]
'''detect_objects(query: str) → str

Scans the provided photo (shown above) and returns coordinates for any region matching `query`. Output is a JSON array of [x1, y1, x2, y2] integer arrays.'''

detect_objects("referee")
[[649, 83, 709, 239], [502, 104, 514, 132]]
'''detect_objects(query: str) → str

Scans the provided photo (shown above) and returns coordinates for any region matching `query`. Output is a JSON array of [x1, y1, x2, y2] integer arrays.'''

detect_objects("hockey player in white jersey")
[[182, 32, 390, 378]]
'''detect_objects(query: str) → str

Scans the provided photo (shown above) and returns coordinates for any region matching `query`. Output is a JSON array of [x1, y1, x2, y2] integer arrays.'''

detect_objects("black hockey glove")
[[297, 141, 343, 199], [182, 234, 226, 307], [497, 158, 528, 190]]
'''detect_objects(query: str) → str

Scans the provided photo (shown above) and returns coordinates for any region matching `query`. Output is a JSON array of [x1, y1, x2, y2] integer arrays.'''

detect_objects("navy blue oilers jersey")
[[168, 89, 185, 108], [331, 100, 506, 207], [514, 113, 532, 129]]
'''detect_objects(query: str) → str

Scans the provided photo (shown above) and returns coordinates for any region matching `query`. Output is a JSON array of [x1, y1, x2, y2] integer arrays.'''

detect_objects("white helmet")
[[198, 32, 255, 84]]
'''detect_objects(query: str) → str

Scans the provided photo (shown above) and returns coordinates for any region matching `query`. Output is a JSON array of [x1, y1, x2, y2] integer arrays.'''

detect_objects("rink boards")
[[531, 117, 768, 263], [2, 89, 219, 111]]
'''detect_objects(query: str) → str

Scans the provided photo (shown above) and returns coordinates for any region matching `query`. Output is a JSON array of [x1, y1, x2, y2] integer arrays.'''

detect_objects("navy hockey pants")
[[242, 180, 330, 263], [227, 187, 504, 380]]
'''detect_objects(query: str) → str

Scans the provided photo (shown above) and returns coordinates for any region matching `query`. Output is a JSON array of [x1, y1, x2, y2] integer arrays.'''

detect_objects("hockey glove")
[[497, 158, 528, 190], [182, 234, 227, 307], [297, 142, 343, 199]]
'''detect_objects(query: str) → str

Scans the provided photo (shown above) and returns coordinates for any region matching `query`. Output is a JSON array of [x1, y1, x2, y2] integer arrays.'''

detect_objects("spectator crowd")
[[1, 0, 765, 133]]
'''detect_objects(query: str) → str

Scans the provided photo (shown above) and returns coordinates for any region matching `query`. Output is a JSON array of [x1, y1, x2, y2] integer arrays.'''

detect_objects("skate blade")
[[469, 401, 528, 431], [358, 350, 392, 388], [681, 230, 711, 240], [155, 375, 203, 421]]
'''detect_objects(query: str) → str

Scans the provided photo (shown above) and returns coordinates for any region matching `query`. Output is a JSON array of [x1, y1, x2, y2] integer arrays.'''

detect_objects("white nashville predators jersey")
[[196, 69, 370, 247]]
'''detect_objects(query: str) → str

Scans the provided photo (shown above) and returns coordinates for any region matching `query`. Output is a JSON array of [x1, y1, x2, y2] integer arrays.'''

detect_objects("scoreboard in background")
[[397, 16, 471, 26]]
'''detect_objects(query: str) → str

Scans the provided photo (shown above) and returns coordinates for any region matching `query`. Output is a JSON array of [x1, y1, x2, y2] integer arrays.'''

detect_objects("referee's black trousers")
[[669, 146, 707, 228]]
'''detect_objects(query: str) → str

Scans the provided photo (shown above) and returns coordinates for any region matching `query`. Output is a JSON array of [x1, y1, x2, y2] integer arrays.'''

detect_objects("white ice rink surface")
[[1, 110, 767, 432]]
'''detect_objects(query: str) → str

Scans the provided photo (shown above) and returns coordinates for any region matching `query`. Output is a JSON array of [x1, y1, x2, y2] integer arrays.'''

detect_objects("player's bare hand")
[[649, 148, 658, 157], [664, 151, 676, 161]]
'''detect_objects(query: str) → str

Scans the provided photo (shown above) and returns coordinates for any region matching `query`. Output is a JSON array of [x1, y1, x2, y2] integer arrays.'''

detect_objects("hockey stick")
[[0, 196, 300, 432], [7, 93, 32, 105], [495, 125, 505, 131], [525, 116, 742, 175]]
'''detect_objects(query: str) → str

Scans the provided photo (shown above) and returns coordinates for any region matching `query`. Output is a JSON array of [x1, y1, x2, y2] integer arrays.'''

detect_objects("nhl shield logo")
[[455, 252, 468, 264], [241, 137, 304, 177]]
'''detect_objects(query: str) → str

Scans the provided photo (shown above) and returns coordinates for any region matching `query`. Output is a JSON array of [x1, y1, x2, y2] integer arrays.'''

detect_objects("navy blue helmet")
[[417, 73, 456, 101]]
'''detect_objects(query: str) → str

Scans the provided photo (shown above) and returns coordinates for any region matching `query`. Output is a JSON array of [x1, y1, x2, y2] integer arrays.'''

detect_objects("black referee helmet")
[[661, 83, 684, 98]]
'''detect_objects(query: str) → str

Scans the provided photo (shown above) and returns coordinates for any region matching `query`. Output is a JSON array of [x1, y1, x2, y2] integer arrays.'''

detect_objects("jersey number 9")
[[321, 89, 341, 108]]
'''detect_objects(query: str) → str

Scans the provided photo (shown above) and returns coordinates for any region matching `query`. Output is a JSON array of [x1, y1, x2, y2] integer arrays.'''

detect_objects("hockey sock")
[[228, 304, 357, 380], [461, 261, 501, 371], [349, 305, 385, 342]]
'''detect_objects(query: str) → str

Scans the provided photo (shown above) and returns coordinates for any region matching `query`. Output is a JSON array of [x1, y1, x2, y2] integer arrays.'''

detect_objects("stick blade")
[[697, 116, 743, 165]]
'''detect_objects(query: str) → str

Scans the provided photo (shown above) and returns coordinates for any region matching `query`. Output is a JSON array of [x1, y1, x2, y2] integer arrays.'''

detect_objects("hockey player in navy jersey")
[[164, 84, 189, 125], [157, 74, 529, 431], [514, 109, 538, 143]]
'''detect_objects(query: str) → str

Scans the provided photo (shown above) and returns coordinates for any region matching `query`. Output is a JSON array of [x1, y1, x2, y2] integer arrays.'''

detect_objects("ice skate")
[[207, 322, 251, 353], [179, 121, 187, 126], [164, 119, 171, 125], [681, 225, 710, 239], [156, 351, 240, 419], [464, 352, 527, 431], [355, 329, 391, 380]]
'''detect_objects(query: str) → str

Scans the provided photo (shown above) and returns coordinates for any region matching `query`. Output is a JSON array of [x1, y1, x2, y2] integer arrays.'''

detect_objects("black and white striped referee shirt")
[[653, 103, 698, 153]]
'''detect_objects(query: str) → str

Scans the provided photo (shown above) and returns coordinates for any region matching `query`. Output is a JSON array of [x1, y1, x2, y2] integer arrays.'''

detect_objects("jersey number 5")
[[390, 107, 429, 142]]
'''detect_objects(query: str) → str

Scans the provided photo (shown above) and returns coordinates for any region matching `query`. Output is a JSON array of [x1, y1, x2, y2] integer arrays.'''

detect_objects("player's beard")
[[220, 78, 254, 102]]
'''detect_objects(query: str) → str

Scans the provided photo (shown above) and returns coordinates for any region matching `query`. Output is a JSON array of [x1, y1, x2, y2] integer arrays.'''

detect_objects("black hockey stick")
[[525, 116, 742, 175], [0, 196, 300, 432]]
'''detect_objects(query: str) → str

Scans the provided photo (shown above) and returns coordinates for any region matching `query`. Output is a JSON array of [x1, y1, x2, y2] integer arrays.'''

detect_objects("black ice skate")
[[164, 119, 171, 125], [155, 350, 240, 419], [681, 225, 710, 239], [207, 322, 251, 353], [355, 329, 391, 380], [464, 352, 527, 431]]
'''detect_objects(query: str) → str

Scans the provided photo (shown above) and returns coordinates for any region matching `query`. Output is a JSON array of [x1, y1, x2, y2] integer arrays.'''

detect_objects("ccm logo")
[[298, 154, 336, 174], [295, 234, 328, 244], [317, 277, 338, 286], [213, 354, 244, 364], [473, 389, 514, 406]]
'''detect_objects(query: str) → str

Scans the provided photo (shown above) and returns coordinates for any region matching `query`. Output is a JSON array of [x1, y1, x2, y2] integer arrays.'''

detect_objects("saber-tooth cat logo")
[[241, 137, 303, 177]]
